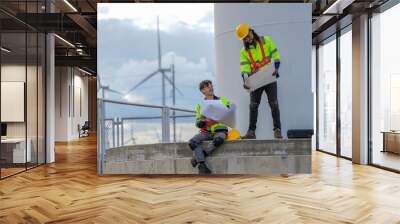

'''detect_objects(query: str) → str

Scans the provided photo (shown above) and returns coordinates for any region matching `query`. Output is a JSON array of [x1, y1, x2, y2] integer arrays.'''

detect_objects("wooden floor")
[[1, 163, 45, 178], [1, 135, 400, 224], [1, 167, 26, 178]]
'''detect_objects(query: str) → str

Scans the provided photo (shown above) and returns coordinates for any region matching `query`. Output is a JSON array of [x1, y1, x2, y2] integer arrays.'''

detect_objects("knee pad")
[[188, 139, 198, 150], [250, 102, 259, 111], [213, 136, 225, 147]]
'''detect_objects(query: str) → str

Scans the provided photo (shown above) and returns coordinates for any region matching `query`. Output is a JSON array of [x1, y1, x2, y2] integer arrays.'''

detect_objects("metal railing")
[[97, 98, 196, 173]]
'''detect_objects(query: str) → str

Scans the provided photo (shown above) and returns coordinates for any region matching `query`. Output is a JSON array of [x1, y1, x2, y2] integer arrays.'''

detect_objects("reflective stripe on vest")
[[246, 36, 271, 73]]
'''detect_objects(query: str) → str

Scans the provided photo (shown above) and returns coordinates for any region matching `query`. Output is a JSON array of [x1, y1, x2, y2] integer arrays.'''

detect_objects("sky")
[[98, 3, 214, 33], [98, 3, 215, 117]]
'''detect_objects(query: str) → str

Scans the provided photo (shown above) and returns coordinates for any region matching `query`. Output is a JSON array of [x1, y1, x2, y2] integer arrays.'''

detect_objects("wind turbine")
[[123, 16, 187, 143], [97, 74, 124, 99], [124, 16, 183, 106]]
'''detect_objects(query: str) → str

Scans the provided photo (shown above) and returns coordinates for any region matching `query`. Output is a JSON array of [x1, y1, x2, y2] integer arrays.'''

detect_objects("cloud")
[[123, 93, 147, 104], [98, 3, 214, 33], [98, 7, 215, 110], [98, 19, 214, 69], [102, 51, 213, 107]]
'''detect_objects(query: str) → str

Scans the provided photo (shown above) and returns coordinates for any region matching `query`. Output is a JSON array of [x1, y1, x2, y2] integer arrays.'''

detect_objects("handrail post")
[[97, 98, 106, 174], [161, 107, 170, 143], [116, 117, 120, 147], [172, 109, 176, 143], [121, 118, 124, 146], [112, 118, 116, 148]]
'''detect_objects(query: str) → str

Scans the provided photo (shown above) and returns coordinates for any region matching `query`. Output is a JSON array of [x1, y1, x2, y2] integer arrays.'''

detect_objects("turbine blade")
[[125, 70, 159, 95]]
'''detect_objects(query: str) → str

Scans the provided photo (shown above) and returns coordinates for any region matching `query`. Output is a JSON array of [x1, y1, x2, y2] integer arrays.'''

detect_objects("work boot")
[[190, 157, 198, 168], [274, 128, 282, 139], [241, 130, 256, 139], [198, 162, 212, 174]]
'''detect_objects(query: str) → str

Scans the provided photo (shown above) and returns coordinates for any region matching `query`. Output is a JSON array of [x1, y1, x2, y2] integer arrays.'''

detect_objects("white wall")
[[1, 65, 38, 138], [72, 73, 89, 138], [1, 66, 26, 133], [2, 63, 46, 164], [55, 66, 69, 141], [214, 3, 313, 139], [55, 67, 89, 141]]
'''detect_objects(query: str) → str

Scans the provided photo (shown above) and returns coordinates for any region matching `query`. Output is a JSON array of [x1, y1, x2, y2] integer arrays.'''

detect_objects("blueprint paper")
[[244, 64, 277, 92], [200, 100, 236, 128]]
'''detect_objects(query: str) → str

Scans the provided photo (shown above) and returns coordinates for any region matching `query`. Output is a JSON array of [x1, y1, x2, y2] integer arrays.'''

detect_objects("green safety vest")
[[195, 96, 230, 133], [240, 35, 280, 75]]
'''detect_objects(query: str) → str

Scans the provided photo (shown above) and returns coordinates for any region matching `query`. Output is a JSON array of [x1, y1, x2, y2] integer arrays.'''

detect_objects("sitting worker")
[[188, 80, 231, 174]]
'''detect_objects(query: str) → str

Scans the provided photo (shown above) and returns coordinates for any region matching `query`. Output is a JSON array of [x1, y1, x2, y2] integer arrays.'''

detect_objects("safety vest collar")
[[248, 36, 265, 49]]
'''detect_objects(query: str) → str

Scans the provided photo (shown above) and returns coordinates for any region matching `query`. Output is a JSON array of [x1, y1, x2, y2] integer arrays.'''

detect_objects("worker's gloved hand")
[[196, 120, 206, 128], [242, 73, 250, 90]]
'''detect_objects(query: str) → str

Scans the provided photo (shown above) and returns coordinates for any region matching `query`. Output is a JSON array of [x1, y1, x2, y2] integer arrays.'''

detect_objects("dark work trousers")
[[249, 81, 281, 131], [189, 131, 227, 163]]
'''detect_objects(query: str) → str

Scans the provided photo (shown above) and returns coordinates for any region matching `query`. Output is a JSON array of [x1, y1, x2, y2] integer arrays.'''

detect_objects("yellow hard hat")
[[236, 23, 250, 40], [227, 129, 241, 140]]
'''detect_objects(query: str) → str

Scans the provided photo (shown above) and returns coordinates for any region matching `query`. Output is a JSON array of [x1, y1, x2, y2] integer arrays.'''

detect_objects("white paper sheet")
[[200, 100, 236, 128], [244, 64, 277, 92]]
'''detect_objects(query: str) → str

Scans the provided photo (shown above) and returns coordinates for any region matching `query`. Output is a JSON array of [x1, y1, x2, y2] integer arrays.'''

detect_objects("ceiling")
[[0, 0, 393, 74]]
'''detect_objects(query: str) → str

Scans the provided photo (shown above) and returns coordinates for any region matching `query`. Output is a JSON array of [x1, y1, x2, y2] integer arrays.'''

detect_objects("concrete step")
[[104, 139, 311, 175]]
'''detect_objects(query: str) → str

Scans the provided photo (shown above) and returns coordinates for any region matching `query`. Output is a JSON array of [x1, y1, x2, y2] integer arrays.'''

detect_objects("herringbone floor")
[[1, 135, 400, 224]]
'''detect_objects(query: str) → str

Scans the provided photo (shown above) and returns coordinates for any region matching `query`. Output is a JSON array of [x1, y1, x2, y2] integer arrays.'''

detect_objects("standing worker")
[[236, 23, 282, 139], [188, 80, 231, 174]]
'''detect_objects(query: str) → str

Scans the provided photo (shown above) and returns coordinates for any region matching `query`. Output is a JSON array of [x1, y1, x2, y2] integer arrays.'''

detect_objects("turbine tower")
[[124, 16, 182, 106]]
